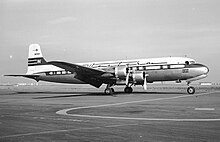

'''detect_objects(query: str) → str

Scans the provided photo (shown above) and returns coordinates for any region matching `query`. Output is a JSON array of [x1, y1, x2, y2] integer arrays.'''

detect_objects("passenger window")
[[139, 67, 143, 70], [163, 65, 168, 69]]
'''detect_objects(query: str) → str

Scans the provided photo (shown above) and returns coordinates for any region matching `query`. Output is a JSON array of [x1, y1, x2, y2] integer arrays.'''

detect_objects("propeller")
[[144, 76, 147, 90], [125, 67, 130, 86], [143, 73, 149, 90], [126, 73, 129, 86]]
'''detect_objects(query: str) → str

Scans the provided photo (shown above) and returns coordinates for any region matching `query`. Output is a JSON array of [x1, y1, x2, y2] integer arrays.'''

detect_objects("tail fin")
[[27, 44, 47, 74], [28, 44, 47, 66]]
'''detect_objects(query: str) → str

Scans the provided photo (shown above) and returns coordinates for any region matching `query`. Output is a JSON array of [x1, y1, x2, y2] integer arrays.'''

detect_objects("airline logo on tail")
[[28, 44, 47, 66]]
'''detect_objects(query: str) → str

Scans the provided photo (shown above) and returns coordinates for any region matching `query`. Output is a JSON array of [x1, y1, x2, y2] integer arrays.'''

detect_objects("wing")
[[48, 61, 115, 88]]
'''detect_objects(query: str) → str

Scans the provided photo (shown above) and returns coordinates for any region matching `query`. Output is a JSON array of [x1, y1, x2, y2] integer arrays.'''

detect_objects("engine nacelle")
[[132, 72, 144, 84], [115, 66, 127, 79]]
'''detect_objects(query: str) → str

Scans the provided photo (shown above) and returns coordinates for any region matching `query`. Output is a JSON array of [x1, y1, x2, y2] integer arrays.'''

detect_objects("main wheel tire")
[[187, 86, 195, 94], [124, 87, 133, 93], [104, 88, 113, 95]]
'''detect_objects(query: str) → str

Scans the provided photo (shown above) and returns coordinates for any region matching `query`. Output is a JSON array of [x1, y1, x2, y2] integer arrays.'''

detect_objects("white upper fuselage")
[[79, 57, 195, 68], [27, 57, 195, 75]]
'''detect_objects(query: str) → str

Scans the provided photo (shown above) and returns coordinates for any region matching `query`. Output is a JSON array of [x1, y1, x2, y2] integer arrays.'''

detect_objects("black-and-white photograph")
[[0, 0, 220, 141]]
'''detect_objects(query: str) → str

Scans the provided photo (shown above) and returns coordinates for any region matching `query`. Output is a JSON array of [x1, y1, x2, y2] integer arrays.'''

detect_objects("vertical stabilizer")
[[28, 44, 47, 66], [28, 44, 43, 59], [27, 44, 47, 74]]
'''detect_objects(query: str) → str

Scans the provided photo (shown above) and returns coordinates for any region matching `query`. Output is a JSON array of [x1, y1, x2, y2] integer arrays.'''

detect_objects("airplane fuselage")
[[34, 57, 208, 86], [6, 44, 209, 95]]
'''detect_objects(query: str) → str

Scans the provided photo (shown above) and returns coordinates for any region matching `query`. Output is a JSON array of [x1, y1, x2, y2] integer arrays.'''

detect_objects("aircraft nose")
[[201, 65, 209, 74], [204, 65, 209, 74], [190, 64, 209, 76]]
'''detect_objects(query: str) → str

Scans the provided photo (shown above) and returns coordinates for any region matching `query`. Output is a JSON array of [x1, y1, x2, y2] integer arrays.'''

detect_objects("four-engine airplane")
[[5, 44, 209, 95]]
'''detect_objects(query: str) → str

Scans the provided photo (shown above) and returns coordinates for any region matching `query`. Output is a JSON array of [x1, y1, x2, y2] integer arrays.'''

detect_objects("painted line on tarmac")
[[0, 126, 103, 139], [0, 123, 138, 139], [195, 108, 215, 111], [56, 92, 220, 122], [32, 116, 87, 122]]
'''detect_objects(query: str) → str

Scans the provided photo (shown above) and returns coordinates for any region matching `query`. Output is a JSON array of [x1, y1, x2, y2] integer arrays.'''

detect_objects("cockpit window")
[[185, 61, 189, 65], [190, 61, 195, 64], [185, 61, 195, 65]]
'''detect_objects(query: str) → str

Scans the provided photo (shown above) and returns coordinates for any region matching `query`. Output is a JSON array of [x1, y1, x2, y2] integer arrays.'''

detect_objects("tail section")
[[27, 44, 47, 74], [28, 44, 47, 66], [5, 44, 62, 81]]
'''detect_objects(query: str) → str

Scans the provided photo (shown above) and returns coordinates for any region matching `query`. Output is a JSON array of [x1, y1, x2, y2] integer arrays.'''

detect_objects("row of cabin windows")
[[46, 63, 189, 75], [46, 71, 72, 75], [90, 61, 194, 68], [128, 64, 186, 71]]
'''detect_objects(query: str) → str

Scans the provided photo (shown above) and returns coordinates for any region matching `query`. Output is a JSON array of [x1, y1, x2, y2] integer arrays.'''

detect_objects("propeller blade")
[[143, 73, 149, 90], [126, 73, 129, 86], [144, 76, 147, 90]]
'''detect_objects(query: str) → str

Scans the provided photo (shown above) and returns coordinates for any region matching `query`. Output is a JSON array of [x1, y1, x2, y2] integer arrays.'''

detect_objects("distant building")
[[200, 82, 212, 86]]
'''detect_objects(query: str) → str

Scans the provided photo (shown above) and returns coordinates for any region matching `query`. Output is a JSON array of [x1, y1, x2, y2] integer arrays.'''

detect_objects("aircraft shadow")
[[16, 91, 101, 99], [28, 91, 185, 99]]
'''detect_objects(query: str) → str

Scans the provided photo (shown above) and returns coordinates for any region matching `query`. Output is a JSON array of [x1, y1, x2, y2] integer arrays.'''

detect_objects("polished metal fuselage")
[[37, 62, 209, 86]]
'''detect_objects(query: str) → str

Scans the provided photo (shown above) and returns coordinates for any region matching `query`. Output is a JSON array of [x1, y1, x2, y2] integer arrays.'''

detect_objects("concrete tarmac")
[[0, 84, 220, 142]]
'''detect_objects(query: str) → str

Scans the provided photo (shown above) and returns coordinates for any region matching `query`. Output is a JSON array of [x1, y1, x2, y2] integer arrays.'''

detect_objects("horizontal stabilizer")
[[4, 74, 39, 80]]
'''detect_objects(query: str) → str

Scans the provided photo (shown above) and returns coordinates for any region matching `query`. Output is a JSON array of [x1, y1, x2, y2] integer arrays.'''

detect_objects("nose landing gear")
[[186, 81, 195, 94], [187, 86, 195, 94]]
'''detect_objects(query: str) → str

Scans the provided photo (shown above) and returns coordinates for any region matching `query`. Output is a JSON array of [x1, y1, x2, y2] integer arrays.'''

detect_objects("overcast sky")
[[1, 0, 220, 84]]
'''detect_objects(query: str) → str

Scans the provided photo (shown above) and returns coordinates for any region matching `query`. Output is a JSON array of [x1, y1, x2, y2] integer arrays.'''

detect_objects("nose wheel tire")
[[187, 86, 195, 94], [124, 87, 133, 93]]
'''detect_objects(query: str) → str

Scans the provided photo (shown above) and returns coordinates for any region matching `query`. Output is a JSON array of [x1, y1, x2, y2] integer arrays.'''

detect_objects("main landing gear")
[[104, 84, 115, 95], [104, 87, 114, 95], [104, 85, 134, 95], [124, 86, 133, 93]]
